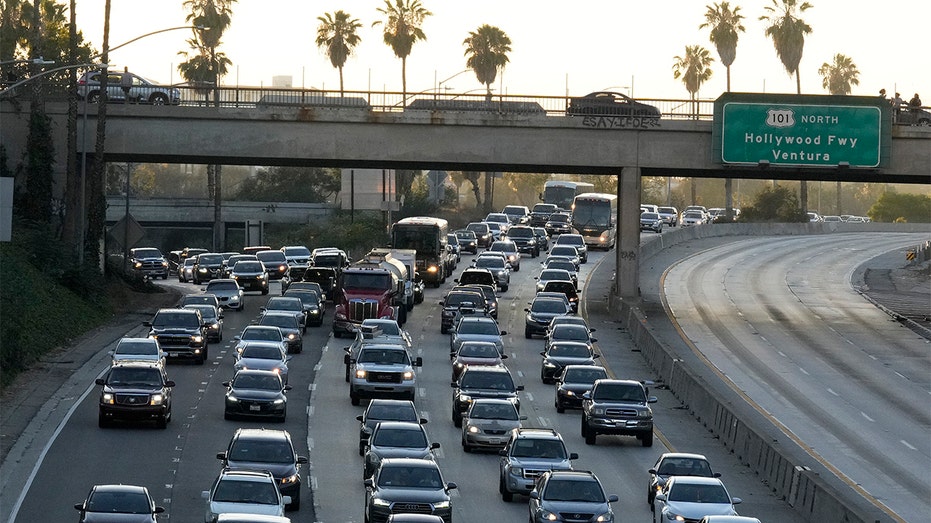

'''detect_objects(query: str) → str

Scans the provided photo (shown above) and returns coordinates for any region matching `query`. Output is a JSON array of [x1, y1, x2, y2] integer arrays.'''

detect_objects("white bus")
[[541, 180, 595, 211], [570, 192, 618, 249]]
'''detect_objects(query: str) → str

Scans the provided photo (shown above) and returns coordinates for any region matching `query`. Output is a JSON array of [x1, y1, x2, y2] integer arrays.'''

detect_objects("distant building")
[[272, 75, 292, 88], [339, 169, 397, 211]]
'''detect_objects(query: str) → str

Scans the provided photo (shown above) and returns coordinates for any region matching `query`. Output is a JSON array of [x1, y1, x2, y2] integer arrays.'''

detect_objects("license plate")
[[249, 405, 261, 411], [487, 438, 501, 445]]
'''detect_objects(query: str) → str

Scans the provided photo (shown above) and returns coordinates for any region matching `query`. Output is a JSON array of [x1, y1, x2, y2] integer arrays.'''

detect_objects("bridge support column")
[[613, 166, 641, 306]]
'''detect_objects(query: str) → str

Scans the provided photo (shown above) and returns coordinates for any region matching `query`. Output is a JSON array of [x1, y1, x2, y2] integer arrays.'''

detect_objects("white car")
[[654, 476, 741, 523], [203, 279, 244, 311], [109, 337, 165, 366], [681, 210, 706, 227], [202, 469, 290, 523]]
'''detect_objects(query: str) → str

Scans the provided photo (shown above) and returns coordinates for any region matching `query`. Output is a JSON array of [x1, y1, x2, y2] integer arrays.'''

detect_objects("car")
[[535, 268, 576, 293], [129, 247, 169, 279], [540, 341, 599, 383], [185, 303, 224, 343], [217, 428, 308, 510], [445, 233, 462, 263], [524, 296, 571, 339], [654, 476, 742, 523], [539, 258, 578, 288], [487, 240, 521, 271], [77, 69, 181, 105], [896, 105, 931, 126], [230, 260, 270, 294], [202, 468, 290, 522], [554, 364, 609, 413], [223, 369, 291, 421], [451, 365, 522, 427], [204, 279, 245, 311], [255, 250, 290, 280], [581, 379, 656, 446], [681, 210, 706, 227], [483, 212, 512, 238], [284, 289, 325, 326], [532, 227, 550, 251], [262, 296, 307, 332], [454, 267, 497, 290], [504, 225, 539, 257], [471, 255, 510, 291], [222, 254, 257, 278], [449, 315, 507, 357], [438, 290, 486, 334], [461, 398, 525, 452], [348, 343, 422, 405], [547, 246, 581, 268], [807, 211, 823, 223], [144, 307, 208, 363], [453, 229, 479, 254], [541, 279, 579, 313], [234, 342, 291, 384], [552, 233, 588, 263], [342, 325, 412, 382], [454, 283, 499, 319], [544, 212, 573, 236], [74, 484, 165, 523], [450, 340, 507, 381], [284, 280, 326, 299], [529, 203, 559, 226], [546, 323, 597, 351], [498, 427, 578, 502], [234, 325, 289, 356], [640, 211, 664, 233], [356, 399, 425, 455], [179, 257, 198, 282], [300, 267, 339, 299], [95, 361, 174, 428], [501, 204, 531, 224], [465, 222, 494, 248], [823, 215, 843, 222], [547, 314, 591, 336], [178, 293, 221, 309], [108, 337, 166, 366], [309, 247, 350, 269], [363, 458, 457, 523], [657, 206, 679, 226], [568, 91, 661, 117], [648, 452, 720, 507], [193, 252, 226, 284], [528, 470, 618, 523], [699, 517, 762, 523], [363, 421, 440, 479], [254, 313, 301, 348], [280, 245, 311, 279]]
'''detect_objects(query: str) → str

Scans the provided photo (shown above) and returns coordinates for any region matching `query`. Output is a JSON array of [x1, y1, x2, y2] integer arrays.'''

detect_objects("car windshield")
[[213, 479, 279, 504], [458, 343, 499, 358], [511, 438, 566, 459], [358, 349, 409, 364], [367, 404, 417, 423], [593, 383, 645, 402], [133, 248, 161, 258], [533, 204, 557, 213], [549, 344, 591, 358], [546, 260, 576, 272], [267, 299, 302, 311], [303, 268, 335, 280], [532, 299, 568, 313], [461, 371, 514, 390], [642, 213, 660, 220], [108, 368, 162, 387], [286, 291, 320, 306], [486, 214, 508, 223], [563, 368, 607, 384], [553, 325, 590, 340], [198, 254, 223, 265], [313, 254, 342, 267], [544, 479, 605, 502], [466, 223, 488, 233], [240, 345, 283, 360], [470, 402, 518, 420], [378, 466, 442, 489], [241, 328, 281, 341], [260, 315, 297, 329], [152, 312, 199, 328], [342, 272, 392, 290], [234, 261, 263, 272], [657, 458, 714, 477], [668, 483, 730, 503], [373, 427, 427, 448], [232, 373, 281, 391], [557, 236, 584, 247], [256, 252, 287, 263], [548, 214, 569, 223], [364, 321, 400, 336], [458, 321, 499, 336], [458, 272, 493, 285], [283, 247, 310, 257], [115, 340, 158, 356], [87, 490, 151, 514], [475, 258, 505, 269], [185, 305, 217, 320], [207, 281, 239, 292], [229, 439, 294, 463], [456, 231, 476, 240], [490, 243, 517, 253], [507, 228, 533, 238], [550, 246, 577, 257], [545, 282, 576, 294]]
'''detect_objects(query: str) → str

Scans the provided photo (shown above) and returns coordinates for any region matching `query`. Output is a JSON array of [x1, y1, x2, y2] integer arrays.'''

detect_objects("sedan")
[[230, 260, 270, 294], [203, 279, 244, 311], [545, 323, 597, 352], [364, 458, 457, 523], [648, 452, 720, 507], [234, 325, 289, 356], [524, 296, 571, 339], [234, 342, 290, 384], [283, 289, 325, 326], [257, 312, 303, 354], [184, 304, 224, 343], [532, 227, 550, 251], [547, 246, 581, 268], [529, 470, 618, 523], [655, 476, 742, 523], [202, 469, 289, 523], [461, 398, 525, 452], [567, 91, 661, 118], [74, 484, 165, 523], [223, 369, 291, 421], [450, 340, 507, 381], [263, 296, 308, 332], [357, 399, 424, 456], [554, 364, 609, 413], [540, 341, 599, 383], [454, 230, 479, 254], [472, 255, 510, 292], [640, 211, 664, 233]]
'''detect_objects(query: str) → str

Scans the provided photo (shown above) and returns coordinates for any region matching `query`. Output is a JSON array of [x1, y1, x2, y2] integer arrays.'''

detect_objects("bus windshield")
[[572, 199, 612, 227], [392, 225, 440, 255]]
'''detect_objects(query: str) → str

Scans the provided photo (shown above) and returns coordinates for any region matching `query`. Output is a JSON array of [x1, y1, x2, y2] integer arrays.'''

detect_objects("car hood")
[[465, 418, 521, 431], [547, 356, 595, 366], [540, 500, 610, 516], [558, 382, 598, 394], [150, 326, 199, 335], [373, 487, 448, 503], [236, 359, 287, 371], [357, 362, 411, 372], [210, 290, 241, 297], [104, 385, 163, 394], [229, 389, 284, 401], [456, 356, 500, 366], [224, 460, 296, 478], [509, 457, 572, 469], [459, 388, 517, 399], [454, 334, 502, 345], [663, 501, 736, 518], [208, 501, 283, 517], [79, 513, 157, 523]]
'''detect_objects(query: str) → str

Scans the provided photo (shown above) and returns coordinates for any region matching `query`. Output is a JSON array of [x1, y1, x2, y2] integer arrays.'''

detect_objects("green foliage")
[[868, 191, 931, 223], [15, 104, 55, 223], [738, 184, 806, 222], [463, 24, 511, 99], [262, 212, 389, 260], [229, 166, 340, 203]]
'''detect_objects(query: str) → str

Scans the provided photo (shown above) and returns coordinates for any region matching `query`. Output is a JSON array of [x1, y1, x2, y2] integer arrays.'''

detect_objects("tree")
[[230, 166, 340, 203], [316, 10, 362, 96], [699, 2, 745, 92], [818, 53, 859, 95], [372, 0, 431, 98], [739, 184, 806, 222], [868, 191, 931, 223], [463, 24, 511, 101], [672, 45, 714, 115]]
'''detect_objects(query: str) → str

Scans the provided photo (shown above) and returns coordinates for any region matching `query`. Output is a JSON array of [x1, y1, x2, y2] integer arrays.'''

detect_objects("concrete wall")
[[613, 222, 929, 523], [105, 197, 333, 224]]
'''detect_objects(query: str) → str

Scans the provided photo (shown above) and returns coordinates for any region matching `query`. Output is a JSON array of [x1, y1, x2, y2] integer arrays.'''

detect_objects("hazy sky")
[[75, 0, 928, 102]]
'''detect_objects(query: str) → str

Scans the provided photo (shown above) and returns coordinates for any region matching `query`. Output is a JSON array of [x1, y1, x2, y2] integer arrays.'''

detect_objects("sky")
[[73, 0, 929, 102]]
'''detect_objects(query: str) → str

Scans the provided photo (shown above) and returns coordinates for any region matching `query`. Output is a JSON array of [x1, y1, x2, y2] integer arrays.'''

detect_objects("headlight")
[[433, 500, 450, 509], [102, 393, 114, 404], [280, 474, 299, 485], [403, 371, 414, 380], [258, 273, 267, 279], [544, 361, 557, 368], [564, 390, 576, 396], [372, 497, 391, 507], [192, 335, 203, 343], [161, 261, 168, 268], [427, 266, 439, 273], [594, 512, 614, 522], [355, 369, 367, 379], [510, 466, 523, 475], [459, 394, 472, 403], [468, 425, 480, 433], [594, 407, 606, 415], [226, 395, 239, 403], [288, 333, 296, 340], [150, 393, 164, 405], [273, 398, 285, 405], [665, 511, 685, 521], [134, 261, 143, 269], [637, 409, 653, 419]]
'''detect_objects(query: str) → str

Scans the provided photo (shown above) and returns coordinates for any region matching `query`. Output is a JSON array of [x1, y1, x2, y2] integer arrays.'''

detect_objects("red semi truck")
[[332, 264, 403, 338]]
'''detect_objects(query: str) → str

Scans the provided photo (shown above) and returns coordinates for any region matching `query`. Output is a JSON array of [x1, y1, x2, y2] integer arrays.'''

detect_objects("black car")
[[129, 247, 169, 280], [362, 421, 440, 479], [453, 283, 499, 319], [284, 289, 325, 326], [454, 230, 479, 254], [364, 458, 457, 523], [529, 203, 558, 227], [451, 366, 523, 428], [256, 250, 290, 280], [439, 290, 487, 334], [554, 364, 608, 413], [525, 296, 571, 339], [567, 91, 661, 118], [532, 227, 550, 252], [541, 280, 579, 313], [217, 427, 308, 510], [144, 307, 208, 363], [74, 484, 165, 523], [223, 369, 290, 421], [504, 225, 540, 257], [96, 361, 174, 428], [192, 252, 225, 284], [544, 213, 573, 236], [540, 341, 599, 384], [302, 267, 339, 300], [229, 259, 270, 294], [465, 222, 494, 248], [356, 399, 424, 456]]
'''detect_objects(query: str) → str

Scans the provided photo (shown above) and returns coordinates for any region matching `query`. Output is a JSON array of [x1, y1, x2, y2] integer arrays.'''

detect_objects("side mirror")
[[608, 495, 619, 503], [430, 442, 441, 450], [516, 385, 525, 391], [569, 452, 579, 460], [165, 380, 176, 387], [500, 330, 508, 336], [446, 482, 458, 491], [420, 417, 429, 424], [590, 338, 598, 343], [201, 491, 210, 500], [297, 456, 309, 464], [413, 357, 423, 367], [356, 415, 364, 421], [95, 378, 105, 386]]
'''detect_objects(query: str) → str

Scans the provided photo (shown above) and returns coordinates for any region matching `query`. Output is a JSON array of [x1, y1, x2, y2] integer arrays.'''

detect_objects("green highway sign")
[[714, 94, 889, 168]]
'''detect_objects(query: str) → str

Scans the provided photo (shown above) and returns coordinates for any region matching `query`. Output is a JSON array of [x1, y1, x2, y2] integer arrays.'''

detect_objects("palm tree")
[[818, 53, 859, 95], [699, 2, 745, 92], [462, 24, 511, 101], [672, 45, 714, 116], [372, 0, 432, 98], [316, 10, 362, 96], [760, 0, 813, 212]]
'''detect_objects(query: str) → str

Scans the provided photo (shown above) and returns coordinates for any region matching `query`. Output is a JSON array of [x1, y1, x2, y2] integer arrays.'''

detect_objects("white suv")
[[202, 469, 289, 523]]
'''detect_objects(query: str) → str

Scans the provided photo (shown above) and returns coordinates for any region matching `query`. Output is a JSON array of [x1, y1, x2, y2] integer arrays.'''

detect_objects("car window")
[[198, 254, 223, 264], [87, 490, 151, 513], [563, 367, 607, 383], [240, 345, 283, 360], [234, 261, 263, 271], [458, 321, 499, 335], [115, 340, 158, 355], [512, 438, 566, 459], [153, 311, 199, 328], [232, 373, 281, 391], [261, 315, 297, 329], [207, 281, 239, 291], [268, 299, 301, 311], [461, 371, 514, 390], [544, 479, 604, 502], [373, 427, 427, 448], [470, 402, 518, 420], [214, 479, 279, 504], [550, 344, 591, 357], [229, 439, 294, 463], [593, 383, 644, 402], [242, 328, 281, 341], [553, 325, 589, 340]]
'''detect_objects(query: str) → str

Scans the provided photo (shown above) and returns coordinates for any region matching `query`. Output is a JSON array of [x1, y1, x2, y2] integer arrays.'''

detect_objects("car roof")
[[667, 476, 726, 486], [545, 469, 598, 480], [232, 427, 291, 442], [379, 457, 441, 468], [218, 469, 276, 481], [372, 421, 425, 431], [513, 427, 562, 440], [659, 452, 709, 461], [90, 484, 149, 495]]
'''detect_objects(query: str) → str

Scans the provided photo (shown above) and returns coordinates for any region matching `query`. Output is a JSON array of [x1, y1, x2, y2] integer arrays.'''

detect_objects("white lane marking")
[[860, 412, 875, 422], [901, 440, 917, 451]]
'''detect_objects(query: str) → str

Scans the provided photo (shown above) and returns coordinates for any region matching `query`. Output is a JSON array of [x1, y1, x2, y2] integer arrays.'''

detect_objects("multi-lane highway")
[[7, 230, 926, 522]]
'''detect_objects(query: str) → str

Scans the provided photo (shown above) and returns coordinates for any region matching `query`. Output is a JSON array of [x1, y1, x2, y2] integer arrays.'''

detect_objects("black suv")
[[505, 225, 540, 257], [581, 379, 657, 446], [144, 308, 208, 364], [192, 252, 225, 284], [451, 366, 522, 427], [96, 361, 174, 428], [216, 428, 308, 511], [498, 427, 578, 502], [529, 203, 558, 226], [129, 247, 169, 280], [356, 399, 424, 455], [362, 421, 440, 479], [529, 470, 618, 523], [439, 289, 487, 334], [364, 458, 457, 523]]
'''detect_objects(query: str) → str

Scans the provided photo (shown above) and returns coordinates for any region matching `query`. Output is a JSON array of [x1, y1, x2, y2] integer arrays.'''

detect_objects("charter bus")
[[570, 192, 618, 249], [390, 216, 452, 287], [540, 180, 595, 211]]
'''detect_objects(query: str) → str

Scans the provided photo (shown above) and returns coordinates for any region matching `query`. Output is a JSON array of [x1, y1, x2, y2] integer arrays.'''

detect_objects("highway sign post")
[[713, 93, 890, 168]]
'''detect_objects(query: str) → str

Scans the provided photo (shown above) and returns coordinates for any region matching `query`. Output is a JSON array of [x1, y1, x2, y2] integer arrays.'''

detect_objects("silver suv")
[[498, 427, 578, 501], [348, 344, 422, 405], [78, 70, 181, 105]]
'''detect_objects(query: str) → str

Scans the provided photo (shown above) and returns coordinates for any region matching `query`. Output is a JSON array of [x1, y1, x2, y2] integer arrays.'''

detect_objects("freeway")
[[661, 233, 931, 523]]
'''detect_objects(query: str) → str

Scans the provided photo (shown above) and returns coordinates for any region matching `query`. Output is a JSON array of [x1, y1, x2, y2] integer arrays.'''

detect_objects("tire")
[[585, 430, 596, 445], [98, 413, 110, 428], [441, 326, 449, 334], [359, 444, 365, 457], [513, 265, 520, 272], [580, 416, 589, 437], [149, 93, 169, 105], [350, 391, 360, 406], [524, 327, 532, 339], [556, 402, 565, 414], [344, 365, 350, 383], [501, 285, 508, 292], [334, 330, 343, 339], [540, 368, 548, 383], [287, 490, 300, 511], [642, 431, 654, 447], [462, 440, 472, 453], [224, 411, 233, 420], [262, 288, 269, 295], [198, 352, 207, 365], [501, 487, 513, 503], [452, 408, 462, 428]]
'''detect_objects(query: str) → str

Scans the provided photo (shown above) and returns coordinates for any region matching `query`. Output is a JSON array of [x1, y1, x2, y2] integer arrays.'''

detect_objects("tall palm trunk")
[[89, 0, 111, 269], [62, 0, 79, 253]]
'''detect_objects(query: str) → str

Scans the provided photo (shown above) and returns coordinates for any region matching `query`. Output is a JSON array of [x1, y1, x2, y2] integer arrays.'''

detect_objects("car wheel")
[[86, 91, 101, 103], [156, 414, 168, 429], [501, 487, 513, 502], [513, 265, 519, 272], [556, 401, 565, 414], [441, 326, 448, 334], [580, 416, 588, 437], [359, 444, 365, 457], [642, 431, 654, 447], [524, 327, 532, 339], [344, 365, 350, 383], [500, 285, 508, 292], [462, 440, 472, 453], [333, 330, 343, 339], [224, 411, 233, 420], [350, 391, 360, 406], [585, 430, 596, 445], [287, 490, 300, 511]]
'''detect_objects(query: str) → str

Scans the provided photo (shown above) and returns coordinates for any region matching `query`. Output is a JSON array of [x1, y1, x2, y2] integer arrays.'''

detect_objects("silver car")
[[472, 255, 510, 292], [77, 70, 181, 105], [108, 337, 165, 366], [461, 398, 525, 452], [203, 278, 244, 311]]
